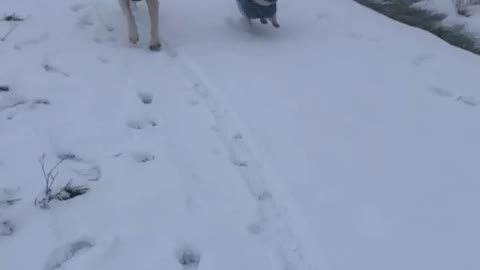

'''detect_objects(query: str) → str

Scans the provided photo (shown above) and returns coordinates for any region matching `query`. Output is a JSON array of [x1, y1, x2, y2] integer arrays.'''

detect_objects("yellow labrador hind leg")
[[118, 0, 139, 44], [146, 0, 161, 51]]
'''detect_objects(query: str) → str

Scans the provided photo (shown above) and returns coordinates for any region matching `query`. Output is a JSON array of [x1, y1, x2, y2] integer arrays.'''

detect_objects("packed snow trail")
[[159, 37, 329, 270], [161, 0, 480, 270]]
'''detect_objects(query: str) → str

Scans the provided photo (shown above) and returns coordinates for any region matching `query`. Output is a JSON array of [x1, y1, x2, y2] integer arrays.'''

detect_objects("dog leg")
[[119, 0, 139, 44], [268, 14, 280, 28], [260, 18, 268, 24], [146, 0, 161, 51]]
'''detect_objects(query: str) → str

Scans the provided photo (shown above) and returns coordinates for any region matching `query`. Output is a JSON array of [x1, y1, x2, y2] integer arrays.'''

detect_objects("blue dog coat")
[[236, 0, 277, 19]]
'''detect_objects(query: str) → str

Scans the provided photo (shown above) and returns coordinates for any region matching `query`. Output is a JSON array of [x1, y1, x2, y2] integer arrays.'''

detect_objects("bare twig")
[[49, 172, 59, 189], [38, 153, 67, 194], [47, 159, 66, 182], [36, 154, 89, 209], [39, 154, 49, 189], [0, 23, 19, 42]]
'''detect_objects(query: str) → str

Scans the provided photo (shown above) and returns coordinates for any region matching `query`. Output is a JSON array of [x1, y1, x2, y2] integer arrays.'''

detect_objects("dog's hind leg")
[[146, 0, 161, 51], [268, 14, 280, 28], [118, 0, 139, 44], [260, 18, 268, 24]]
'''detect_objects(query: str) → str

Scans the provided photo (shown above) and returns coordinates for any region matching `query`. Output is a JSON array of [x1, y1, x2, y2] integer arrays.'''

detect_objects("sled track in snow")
[[159, 37, 329, 270]]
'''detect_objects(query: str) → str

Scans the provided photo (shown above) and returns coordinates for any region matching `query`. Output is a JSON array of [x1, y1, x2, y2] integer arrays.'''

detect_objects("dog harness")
[[236, 0, 277, 19]]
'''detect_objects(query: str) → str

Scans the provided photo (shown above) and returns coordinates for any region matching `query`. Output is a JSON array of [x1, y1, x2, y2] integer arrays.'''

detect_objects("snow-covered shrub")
[[34, 154, 89, 209], [454, 0, 480, 16]]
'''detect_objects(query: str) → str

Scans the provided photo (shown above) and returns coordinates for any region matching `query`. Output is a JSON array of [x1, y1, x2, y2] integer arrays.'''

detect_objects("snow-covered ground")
[[1, 0, 480, 270], [415, 0, 480, 40]]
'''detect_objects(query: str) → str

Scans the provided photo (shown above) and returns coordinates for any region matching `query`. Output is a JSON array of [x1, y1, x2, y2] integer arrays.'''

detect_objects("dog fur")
[[118, 0, 161, 51], [236, 0, 279, 27]]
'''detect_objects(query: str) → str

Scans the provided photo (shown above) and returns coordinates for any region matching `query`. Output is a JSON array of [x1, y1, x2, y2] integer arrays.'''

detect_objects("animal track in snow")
[[104, 25, 115, 32], [0, 219, 14, 236], [31, 98, 51, 105], [316, 12, 329, 20], [0, 187, 21, 208], [137, 92, 153, 104], [93, 36, 116, 44], [346, 31, 363, 40], [0, 97, 27, 113], [429, 86, 454, 98], [14, 32, 50, 50], [188, 98, 200, 106], [56, 152, 79, 161], [127, 119, 158, 130], [127, 121, 143, 130], [43, 239, 94, 270], [247, 222, 264, 235], [176, 244, 201, 270], [55, 152, 102, 182], [232, 159, 248, 167], [210, 124, 221, 133], [456, 96, 479, 107], [230, 133, 250, 167], [77, 14, 95, 29], [256, 191, 273, 202], [29, 98, 51, 109], [131, 152, 155, 163], [97, 56, 110, 64], [43, 63, 70, 77], [412, 53, 434, 67], [70, 3, 87, 12], [428, 86, 479, 107], [161, 37, 325, 270], [209, 146, 222, 156], [0, 95, 50, 120]]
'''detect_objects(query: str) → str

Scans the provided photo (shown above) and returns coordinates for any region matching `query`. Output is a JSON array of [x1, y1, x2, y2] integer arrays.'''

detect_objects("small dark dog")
[[118, 0, 161, 51], [236, 0, 279, 28]]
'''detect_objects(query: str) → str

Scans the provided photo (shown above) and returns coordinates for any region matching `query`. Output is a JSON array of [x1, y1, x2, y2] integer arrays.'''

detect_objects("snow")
[[1, 0, 480, 270], [414, 0, 480, 40]]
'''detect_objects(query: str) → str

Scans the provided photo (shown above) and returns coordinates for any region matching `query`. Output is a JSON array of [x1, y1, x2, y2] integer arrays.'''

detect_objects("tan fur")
[[118, 0, 161, 51]]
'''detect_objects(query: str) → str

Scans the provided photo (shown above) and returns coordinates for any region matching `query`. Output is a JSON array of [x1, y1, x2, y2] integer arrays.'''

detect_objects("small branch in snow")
[[0, 13, 29, 41], [39, 153, 66, 191], [35, 154, 89, 209], [0, 86, 9, 92], [0, 23, 19, 42]]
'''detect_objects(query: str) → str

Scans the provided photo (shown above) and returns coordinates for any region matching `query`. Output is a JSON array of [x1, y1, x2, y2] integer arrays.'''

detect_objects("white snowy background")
[[1, 0, 479, 270]]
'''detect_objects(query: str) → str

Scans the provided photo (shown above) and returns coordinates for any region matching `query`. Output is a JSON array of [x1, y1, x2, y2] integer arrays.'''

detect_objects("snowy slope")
[[1, 0, 480, 270]]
